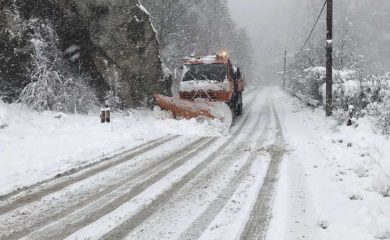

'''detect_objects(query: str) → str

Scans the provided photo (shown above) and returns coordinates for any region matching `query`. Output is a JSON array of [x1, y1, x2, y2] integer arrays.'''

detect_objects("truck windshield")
[[182, 64, 227, 82]]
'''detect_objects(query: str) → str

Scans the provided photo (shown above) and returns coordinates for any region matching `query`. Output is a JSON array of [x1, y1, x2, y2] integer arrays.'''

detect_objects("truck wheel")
[[235, 93, 243, 116]]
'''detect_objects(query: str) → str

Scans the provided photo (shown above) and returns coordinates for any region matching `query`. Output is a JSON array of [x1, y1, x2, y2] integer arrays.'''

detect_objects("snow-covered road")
[[2, 87, 388, 240], [0, 88, 286, 240]]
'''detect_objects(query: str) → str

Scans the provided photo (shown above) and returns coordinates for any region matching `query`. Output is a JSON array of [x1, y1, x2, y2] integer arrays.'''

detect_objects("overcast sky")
[[227, 0, 307, 77], [228, 0, 390, 75]]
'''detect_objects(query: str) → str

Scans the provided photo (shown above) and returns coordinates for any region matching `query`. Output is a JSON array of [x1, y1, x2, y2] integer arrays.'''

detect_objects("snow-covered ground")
[[269, 88, 390, 240], [0, 88, 276, 240], [0, 101, 227, 197], [1, 87, 389, 240]]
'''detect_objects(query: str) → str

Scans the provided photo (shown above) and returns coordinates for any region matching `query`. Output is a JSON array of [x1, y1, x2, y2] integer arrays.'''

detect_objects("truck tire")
[[235, 93, 243, 116]]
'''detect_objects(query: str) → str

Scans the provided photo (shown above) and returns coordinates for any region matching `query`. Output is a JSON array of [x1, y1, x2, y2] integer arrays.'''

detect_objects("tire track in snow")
[[22, 105, 255, 240], [1, 137, 208, 240], [178, 103, 272, 240], [0, 136, 176, 215], [240, 97, 285, 240], [1, 90, 259, 240], [98, 92, 263, 240], [93, 106, 257, 240]]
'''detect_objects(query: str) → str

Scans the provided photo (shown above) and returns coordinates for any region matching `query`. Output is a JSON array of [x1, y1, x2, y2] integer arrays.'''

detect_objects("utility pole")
[[283, 50, 287, 89], [326, 0, 333, 116]]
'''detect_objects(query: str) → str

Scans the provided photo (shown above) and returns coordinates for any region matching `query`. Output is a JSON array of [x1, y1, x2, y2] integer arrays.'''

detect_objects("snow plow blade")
[[154, 94, 233, 126]]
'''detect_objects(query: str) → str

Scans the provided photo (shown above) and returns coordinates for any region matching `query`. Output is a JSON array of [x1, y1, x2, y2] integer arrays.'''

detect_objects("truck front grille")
[[180, 91, 217, 101]]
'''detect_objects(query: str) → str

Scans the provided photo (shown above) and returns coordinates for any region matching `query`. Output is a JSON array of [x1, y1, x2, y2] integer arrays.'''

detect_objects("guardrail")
[[284, 88, 320, 107]]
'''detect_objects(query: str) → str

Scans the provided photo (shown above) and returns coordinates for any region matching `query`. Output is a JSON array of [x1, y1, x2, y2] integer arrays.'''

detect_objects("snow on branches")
[[19, 19, 97, 113]]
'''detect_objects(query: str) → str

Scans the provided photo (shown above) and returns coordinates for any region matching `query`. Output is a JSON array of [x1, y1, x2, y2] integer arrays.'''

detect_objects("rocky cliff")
[[0, 0, 171, 109]]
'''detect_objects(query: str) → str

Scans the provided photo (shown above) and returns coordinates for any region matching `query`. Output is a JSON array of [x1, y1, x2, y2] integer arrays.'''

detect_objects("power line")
[[300, 0, 327, 50], [282, 0, 328, 81]]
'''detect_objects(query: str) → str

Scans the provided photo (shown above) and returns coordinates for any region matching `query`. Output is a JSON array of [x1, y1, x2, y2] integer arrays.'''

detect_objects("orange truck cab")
[[179, 54, 245, 116]]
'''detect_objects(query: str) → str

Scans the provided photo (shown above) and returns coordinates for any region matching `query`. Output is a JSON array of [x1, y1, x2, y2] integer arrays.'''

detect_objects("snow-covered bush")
[[329, 71, 389, 132], [104, 90, 122, 111], [366, 73, 390, 134], [354, 163, 370, 178], [19, 19, 97, 113], [288, 58, 390, 133], [372, 172, 390, 198]]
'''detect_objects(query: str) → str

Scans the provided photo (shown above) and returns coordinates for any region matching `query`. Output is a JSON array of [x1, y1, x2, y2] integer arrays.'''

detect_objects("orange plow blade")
[[154, 94, 233, 126]]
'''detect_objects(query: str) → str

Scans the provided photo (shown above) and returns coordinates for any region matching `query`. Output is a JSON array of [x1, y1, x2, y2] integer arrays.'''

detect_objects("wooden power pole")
[[326, 0, 333, 116], [283, 50, 287, 88]]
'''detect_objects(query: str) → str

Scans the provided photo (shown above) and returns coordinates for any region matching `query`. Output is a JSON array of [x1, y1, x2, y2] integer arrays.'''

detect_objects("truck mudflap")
[[154, 94, 233, 126]]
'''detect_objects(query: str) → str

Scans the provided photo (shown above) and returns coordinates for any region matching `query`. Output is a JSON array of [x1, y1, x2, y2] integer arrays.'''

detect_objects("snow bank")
[[152, 105, 230, 136], [0, 101, 8, 129], [270, 87, 390, 240], [153, 103, 231, 136], [0, 102, 226, 196]]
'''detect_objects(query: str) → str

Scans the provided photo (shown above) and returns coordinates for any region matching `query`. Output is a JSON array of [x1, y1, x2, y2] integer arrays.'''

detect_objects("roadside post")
[[283, 50, 287, 88], [347, 105, 354, 126], [100, 107, 111, 123], [326, 0, 333, 116]]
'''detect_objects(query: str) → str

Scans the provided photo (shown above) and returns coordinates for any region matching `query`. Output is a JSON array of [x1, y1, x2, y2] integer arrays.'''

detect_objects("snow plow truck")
[[154, 53, 245, 127]]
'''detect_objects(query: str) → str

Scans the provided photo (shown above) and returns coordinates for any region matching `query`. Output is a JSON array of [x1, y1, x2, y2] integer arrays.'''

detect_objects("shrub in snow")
[[18, 19, 97, 113], [104, 90, 122, 111], [366, 73, 390, 134], [372, 172, 390, 198], [348, 193, 363, 201], [318, 219, 329, 230], [287, 38, 390, 133], [373, 228, 390, 240], [354, 164, 369, 178], [53, 112, 67, 121], [289, 60, 390, 133], [370, 211, 390, 239]]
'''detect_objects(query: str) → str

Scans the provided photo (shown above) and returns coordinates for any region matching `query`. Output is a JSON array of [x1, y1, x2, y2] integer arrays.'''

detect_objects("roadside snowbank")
[[0, 101, 8, 129], [269, 87, 390, 240], [0, 102, 226, 196]]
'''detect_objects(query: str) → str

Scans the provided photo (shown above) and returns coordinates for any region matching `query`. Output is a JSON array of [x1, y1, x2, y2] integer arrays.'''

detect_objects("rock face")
[[0, 0, 171, 108]]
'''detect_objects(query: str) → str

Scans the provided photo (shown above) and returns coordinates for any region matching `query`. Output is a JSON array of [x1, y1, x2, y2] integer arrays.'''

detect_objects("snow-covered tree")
[[19, 19, 97, 113], [140, 0, 254, 79]]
